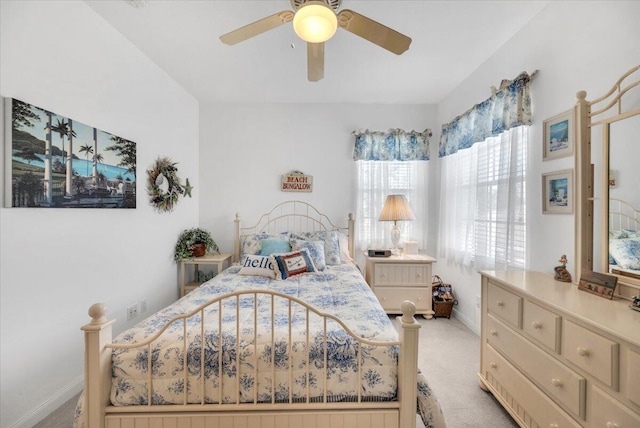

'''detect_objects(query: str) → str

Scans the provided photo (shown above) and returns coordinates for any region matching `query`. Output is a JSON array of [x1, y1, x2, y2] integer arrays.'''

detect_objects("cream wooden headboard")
[[233, 200, 355, 262], [609, 198, 640, 232]]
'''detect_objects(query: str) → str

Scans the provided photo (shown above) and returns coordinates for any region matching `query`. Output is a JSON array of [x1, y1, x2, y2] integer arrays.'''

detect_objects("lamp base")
[[390, 224, 401, 255]]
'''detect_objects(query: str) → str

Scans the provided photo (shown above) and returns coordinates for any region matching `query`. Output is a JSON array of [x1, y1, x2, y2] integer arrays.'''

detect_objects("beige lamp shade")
[[379, 194, 415, 223]]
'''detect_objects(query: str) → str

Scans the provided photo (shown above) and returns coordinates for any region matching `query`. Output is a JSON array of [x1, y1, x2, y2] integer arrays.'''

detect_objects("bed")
[[608, 198, 640, 280], [75, 201, 446, 428]]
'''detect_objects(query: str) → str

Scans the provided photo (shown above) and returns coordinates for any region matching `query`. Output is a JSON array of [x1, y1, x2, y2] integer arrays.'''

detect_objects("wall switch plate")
[[140, 298, 148, 313], [127, 304, 138, 320]]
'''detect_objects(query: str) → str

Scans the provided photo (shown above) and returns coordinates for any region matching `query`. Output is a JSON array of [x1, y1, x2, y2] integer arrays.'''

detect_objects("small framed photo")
[[543, 110, 574, 161], [578, 272, 617, 300], [542, 169, 573, 214]]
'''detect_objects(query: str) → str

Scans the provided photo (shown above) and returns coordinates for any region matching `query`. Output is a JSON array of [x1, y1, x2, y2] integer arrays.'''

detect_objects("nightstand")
[[363, 252, 436, 319], [179, 253, 232, 297]]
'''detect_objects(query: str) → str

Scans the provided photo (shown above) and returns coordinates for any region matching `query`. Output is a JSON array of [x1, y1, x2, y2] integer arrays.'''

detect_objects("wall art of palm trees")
[[5, 98, 136, 208]]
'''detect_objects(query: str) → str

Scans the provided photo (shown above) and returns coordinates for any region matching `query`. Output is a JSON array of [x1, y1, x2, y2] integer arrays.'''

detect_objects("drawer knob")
[[496, 300, 504, 307], [551, 378, 563, 388], [416, 273, 422, 278], [532, 321, 542, 329], [577, 347, 590, 357], [606, 423, 619, 428], [489, 362, 497, 369], [490, 330, 498, 336]]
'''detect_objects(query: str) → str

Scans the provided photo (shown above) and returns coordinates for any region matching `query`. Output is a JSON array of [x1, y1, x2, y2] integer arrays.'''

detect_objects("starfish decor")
[[183, 178, 193, 198]]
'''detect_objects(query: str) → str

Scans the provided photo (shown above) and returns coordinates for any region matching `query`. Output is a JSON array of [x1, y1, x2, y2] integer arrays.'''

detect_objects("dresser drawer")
[[487, 314, 586, 418], [523, 299, 561, 352], [591, 385, 640, 428], [563, 320, 619, 389], [628, 349, 640, 406], [375, 287, 429, 312], [487, 281, 522, 328], [374, 264, 430, 286], [484, 344, 582, 428]]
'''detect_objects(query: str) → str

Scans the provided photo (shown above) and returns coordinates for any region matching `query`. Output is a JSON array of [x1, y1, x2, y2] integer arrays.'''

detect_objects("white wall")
[[199, 103, 436, 261], [0, 2, 199, 427], [433, 1, 640, 332]]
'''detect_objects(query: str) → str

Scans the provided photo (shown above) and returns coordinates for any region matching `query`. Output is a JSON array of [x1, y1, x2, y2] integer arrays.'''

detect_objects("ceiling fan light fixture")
[[293, 1, 338, 43]]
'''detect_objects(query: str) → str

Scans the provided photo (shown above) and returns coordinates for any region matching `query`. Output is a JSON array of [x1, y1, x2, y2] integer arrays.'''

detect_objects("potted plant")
[[174, 227, 219, 262]]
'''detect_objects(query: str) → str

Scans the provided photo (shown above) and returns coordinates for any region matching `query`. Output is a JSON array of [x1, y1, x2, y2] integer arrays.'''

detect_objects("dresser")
[[364, 253, 436, 319], [479, 271, 640, 428]]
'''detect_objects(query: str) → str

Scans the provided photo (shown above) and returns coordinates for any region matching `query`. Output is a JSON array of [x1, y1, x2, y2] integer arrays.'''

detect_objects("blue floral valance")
[[439, 71, 533, 158], [353, 129, 432, 161]]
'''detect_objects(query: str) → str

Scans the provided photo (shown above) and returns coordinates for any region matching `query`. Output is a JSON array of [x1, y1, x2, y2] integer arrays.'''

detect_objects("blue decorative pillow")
[[238, 255, 276, 278], [290, 230, 341, 265], [609, 229, 628, 239], [241, 232, 290, 258], [291, 238, 326, 271], [609, 238, 640, 270], [260, 239, 292, 256], [270, 249, 317, 280]]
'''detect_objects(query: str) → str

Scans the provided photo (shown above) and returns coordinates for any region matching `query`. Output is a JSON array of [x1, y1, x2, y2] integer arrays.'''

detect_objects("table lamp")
[[379, 194, 415, 255]]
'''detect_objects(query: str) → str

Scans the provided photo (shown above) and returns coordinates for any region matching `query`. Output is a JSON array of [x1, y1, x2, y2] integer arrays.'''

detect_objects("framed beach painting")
[[4, 98, 136, 208], [543, 110, 574, 161], [542, 169, 573, 214]]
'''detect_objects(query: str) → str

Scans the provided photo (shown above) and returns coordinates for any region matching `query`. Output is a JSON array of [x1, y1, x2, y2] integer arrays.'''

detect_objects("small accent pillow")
[[238, 255, 276, 278], [241, 232, 290, 258], [270, 249, 317, 280], [260, 239, 292, 256], [290, 230, 341, 265], [291, 238, 326, 271], [609, 238, 640, 270]]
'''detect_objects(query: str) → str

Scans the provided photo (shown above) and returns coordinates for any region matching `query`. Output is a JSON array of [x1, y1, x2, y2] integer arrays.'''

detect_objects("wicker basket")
[[432, 275, 457, 319]]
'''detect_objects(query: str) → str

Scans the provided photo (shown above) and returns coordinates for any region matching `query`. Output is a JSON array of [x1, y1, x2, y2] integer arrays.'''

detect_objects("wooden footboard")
[[81, 292, 420, 428]]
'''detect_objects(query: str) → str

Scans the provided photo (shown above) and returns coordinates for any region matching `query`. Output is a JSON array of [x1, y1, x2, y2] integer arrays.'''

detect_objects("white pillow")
[[238, 255, 276, 278], [338, 232, 354, 262]]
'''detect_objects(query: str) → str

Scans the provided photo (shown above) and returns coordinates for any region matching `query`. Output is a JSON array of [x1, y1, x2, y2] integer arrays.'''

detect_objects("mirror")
[[576, 64, 640, 299]]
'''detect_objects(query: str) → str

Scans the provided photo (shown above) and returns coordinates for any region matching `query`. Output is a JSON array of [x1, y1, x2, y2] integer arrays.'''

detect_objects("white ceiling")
[[85, 0, 550, 105]]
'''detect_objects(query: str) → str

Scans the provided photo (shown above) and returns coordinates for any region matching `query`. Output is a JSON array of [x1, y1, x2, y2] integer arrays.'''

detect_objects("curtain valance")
[[438, 71, 533, 158], [353, 129, 431, 161]]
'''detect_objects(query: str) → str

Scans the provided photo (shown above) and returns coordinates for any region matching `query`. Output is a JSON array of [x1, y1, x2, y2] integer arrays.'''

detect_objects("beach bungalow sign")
[[281, 171, 313, 192], [4, 98, 136, 208]]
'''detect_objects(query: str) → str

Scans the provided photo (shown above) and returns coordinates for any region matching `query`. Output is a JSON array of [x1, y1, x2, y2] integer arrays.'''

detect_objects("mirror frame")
[[575, 64, 640, 298]]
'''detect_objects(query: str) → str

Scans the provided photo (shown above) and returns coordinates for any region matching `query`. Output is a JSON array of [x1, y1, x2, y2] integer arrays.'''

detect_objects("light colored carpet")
[[35, 316, 517, 428]]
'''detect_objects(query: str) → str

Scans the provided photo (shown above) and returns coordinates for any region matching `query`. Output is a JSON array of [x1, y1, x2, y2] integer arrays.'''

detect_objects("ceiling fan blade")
[[337, 9, 411, 55], [220, 11, 294, 45], [307, 42, 324, 82]]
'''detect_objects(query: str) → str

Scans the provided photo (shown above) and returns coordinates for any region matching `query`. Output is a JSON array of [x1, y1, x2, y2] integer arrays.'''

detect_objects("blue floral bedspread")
[[74, 264, 446, 428]]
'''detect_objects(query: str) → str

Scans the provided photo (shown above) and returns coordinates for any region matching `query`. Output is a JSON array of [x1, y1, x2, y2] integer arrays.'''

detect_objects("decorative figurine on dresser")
[[553, 254, 572, 282]]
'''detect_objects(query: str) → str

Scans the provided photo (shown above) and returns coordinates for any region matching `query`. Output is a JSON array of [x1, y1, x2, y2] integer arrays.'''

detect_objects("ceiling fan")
[[219, 0, 412, 82]]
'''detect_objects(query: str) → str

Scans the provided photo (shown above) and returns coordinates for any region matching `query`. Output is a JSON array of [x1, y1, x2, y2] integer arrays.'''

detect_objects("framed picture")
[[542, 169, 573, 214], [543, 110, 574, 161], [578, 272, 617, 300], [4, 97, 136, 208]]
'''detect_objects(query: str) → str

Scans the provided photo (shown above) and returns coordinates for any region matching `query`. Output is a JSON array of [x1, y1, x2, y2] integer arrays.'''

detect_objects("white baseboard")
[[451, 307, 480, 336], [11, 376, 83, 428]]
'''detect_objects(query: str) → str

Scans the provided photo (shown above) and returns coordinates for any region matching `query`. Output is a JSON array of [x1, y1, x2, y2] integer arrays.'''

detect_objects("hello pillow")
[[238, 255, 276, 278]]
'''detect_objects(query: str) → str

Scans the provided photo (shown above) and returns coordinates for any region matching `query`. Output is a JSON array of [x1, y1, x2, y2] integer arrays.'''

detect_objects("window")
[[439, 126, 528, 270], [356, 161, 426, 250]]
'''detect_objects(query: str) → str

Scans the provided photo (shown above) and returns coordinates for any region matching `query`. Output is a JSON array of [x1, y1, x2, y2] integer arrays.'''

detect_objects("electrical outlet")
[[140, 298, 148, 313], [476, 295, 481, 307], [127, 304, 138, 321]]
